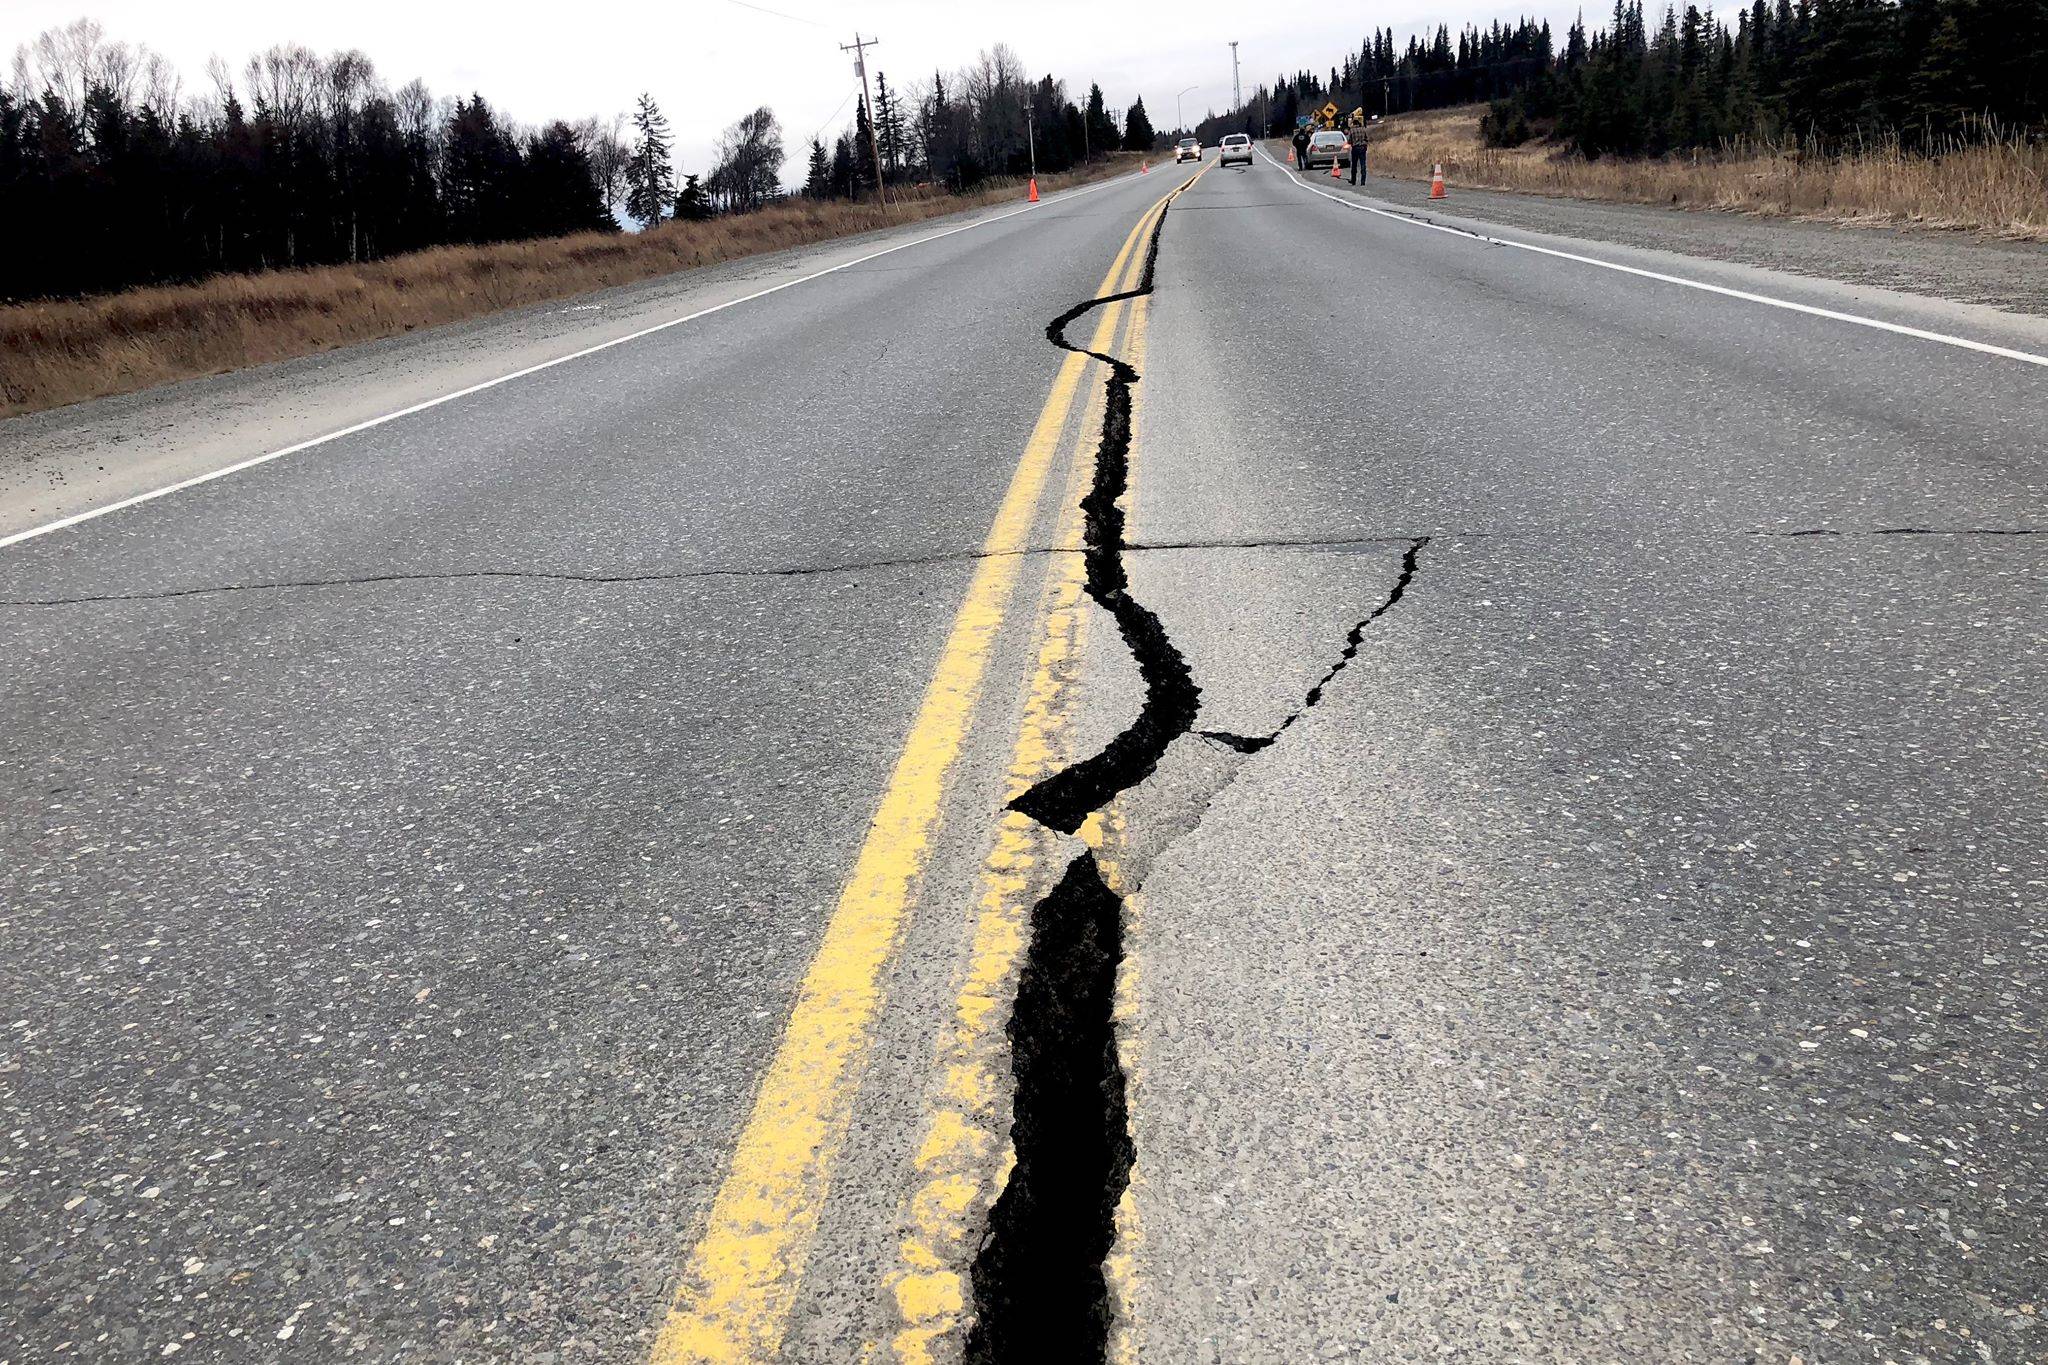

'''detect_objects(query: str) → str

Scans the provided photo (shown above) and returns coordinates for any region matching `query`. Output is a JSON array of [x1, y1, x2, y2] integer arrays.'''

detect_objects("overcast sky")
[[8, 1, 1554, 184]]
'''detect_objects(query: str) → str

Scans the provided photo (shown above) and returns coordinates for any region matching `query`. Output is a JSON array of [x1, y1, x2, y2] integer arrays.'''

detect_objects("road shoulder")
[[1260, 141, 2048, 322]]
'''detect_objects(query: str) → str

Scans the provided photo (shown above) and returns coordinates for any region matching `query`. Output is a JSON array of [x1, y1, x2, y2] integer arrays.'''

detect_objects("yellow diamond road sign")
[[1321, 102, 1340, 122]]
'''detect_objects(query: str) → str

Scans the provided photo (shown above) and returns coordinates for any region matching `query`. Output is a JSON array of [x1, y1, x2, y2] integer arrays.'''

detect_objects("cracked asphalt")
[[4, 153, 2045, 1365]]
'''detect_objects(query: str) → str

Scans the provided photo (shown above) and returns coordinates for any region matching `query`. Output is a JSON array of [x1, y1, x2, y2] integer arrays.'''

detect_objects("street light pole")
[[1177, 84, 1197, 137]]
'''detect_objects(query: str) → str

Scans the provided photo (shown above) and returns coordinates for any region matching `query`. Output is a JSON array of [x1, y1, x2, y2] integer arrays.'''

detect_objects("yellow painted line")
[[882, 185, 1183, 1363], [881, 317, 1120, 1365], [884, 502, 1091, 1365], [648, 189, 1176, 1365]]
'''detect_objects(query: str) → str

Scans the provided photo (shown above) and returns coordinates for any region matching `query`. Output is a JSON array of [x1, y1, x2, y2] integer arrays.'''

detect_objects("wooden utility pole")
[[841, 33, 889, 211]]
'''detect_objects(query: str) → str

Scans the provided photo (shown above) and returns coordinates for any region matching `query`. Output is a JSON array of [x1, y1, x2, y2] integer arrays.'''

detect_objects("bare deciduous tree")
[[707, 105, 784, 213], [577, 112, 630, 222]]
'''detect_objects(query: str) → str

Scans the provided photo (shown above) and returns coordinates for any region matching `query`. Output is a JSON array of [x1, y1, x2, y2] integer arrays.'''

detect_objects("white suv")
[[1219, 133, 1251, 166], [1175, 137, 1201, 163]]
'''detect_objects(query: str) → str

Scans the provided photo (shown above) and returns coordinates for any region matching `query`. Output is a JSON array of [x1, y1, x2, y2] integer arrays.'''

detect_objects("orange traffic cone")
[[1141, 160, 1149, 174], [1330, 157, 1343, 179], [1028, 177, 1039, 203], [1430, 163, 1447, 199], [1287, 146, 1295, 163]]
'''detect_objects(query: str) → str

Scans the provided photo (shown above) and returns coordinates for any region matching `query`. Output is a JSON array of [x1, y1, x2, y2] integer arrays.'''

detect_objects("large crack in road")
[[965, 173, 1439, 1363], [964, 175, 1197, 1365], [958, 167, 1413, 1363]]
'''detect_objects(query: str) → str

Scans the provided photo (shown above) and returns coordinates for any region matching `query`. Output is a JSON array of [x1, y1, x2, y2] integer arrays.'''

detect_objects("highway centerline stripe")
[[0, 169, 1144, 553], [882, 236, 1148, 1365], [1256, 148, 2048, 371], [646, 192, 1170, 1365]]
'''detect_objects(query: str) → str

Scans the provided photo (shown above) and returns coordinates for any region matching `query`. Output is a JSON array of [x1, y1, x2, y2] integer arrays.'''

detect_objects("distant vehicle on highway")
[[1219, 133, 1252, 166], [1302, 130, 1350, 170], [1175, 137, 1201, 163]]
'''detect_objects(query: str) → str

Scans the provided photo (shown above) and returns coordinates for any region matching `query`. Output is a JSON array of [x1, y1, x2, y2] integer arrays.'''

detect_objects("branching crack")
[[1200, 536, 1431, 754], [5, 526, 2028, 609]]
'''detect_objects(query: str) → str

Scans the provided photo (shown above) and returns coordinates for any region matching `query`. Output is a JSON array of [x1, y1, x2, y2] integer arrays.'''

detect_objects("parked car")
[[1303, 130, 1351, 169], [1175, 136, 1201, 163], [1219, 133, 1252, 166]]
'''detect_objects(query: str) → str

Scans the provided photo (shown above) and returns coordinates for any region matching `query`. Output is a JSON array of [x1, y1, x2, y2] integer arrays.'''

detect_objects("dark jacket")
[[1291, 129, 1311, 155], [1347, 124, 1371, 149]]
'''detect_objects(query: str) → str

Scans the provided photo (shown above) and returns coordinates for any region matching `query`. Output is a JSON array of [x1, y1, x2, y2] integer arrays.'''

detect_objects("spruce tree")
[[1084, 83, 1116, 157], [804, 138, 830, 197], [624, 92, 674, 228], [829, 131, 857, 198], [873, 72, 906, 177], [1123, 96, 1155, 151], [851, 94, 880, 196], [674, 172, 712, 220]]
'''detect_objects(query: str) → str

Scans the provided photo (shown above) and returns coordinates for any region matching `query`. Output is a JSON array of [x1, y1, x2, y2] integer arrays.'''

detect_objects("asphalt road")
[[3, 154, 2043, 1365]]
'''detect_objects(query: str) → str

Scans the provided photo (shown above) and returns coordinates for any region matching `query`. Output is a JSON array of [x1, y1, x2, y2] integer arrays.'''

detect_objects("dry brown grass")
[[0, 155, 1141, 418], [1360, 105, 2048, 241]]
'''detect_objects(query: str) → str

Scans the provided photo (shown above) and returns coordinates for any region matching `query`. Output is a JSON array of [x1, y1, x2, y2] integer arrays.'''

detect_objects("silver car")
[[1219, 133, 1252, 166], [1303, 129, 1350, 170], [1175, 136, 1201, 163]]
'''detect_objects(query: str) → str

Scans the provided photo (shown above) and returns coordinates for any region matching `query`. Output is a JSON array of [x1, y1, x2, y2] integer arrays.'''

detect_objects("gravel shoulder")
[[1268, 141, 2048, 318]]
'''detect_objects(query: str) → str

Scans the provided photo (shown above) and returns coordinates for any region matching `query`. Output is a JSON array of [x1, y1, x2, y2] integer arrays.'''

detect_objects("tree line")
[[1195, 20, 1562, 144], [797, 44, 1155, 202], [1, 23, 631, 301], [1194, 0, 2045, 157], [1, 23, 1149, 304]]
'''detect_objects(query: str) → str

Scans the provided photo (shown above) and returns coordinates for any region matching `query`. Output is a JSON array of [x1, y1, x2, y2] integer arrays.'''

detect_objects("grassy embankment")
[[0, 155, 1141, 419], [1359, 105, 2048, 241]]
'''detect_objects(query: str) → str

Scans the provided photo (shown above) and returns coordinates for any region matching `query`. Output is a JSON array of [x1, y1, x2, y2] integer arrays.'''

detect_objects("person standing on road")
[[1347, 119, 1371, 184], [1291, 125, 1311, 172]]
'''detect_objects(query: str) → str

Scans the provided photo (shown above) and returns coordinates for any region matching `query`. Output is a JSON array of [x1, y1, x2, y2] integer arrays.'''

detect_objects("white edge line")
[[1257, 148, 2048, 371], [0, 170, 1141, 552]]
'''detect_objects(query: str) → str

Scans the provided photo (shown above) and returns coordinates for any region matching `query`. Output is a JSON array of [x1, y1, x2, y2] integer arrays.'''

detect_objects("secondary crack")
[[9, 527, 2029, 609], [1201, 535, 1430, 754], [0, 548, 1051, 607]]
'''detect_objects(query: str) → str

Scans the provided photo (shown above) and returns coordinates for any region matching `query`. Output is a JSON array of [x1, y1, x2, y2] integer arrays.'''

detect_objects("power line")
[[719, 0, 826, 28], [808, 91, 854, 146]]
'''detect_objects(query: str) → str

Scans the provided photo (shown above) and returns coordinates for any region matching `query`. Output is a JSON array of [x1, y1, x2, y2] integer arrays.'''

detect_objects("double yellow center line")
[[648, 181, 1185, 1365]]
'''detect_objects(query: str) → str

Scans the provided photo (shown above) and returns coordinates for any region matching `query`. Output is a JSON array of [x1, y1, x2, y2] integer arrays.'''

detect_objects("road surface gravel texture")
[[2, 155, 2043, 1365]]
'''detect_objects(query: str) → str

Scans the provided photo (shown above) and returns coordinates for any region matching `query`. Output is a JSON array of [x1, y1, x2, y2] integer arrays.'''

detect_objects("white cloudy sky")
[[7, 1, 1550, 184]]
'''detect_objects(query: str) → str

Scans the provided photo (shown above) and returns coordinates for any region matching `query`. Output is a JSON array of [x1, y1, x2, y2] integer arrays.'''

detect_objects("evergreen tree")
[[804, 138, 830, 197], [829, 131, 858, 198], [1122, 95, 1155, 151], [625, 92, 674, 228], [675, 172, 712, 220], [443, 95, 521, 242], [1084, 83, 1117, 158], [853, 93, 878, 195], [522, 120, 613, 236], [874, 71, 906, 176]]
